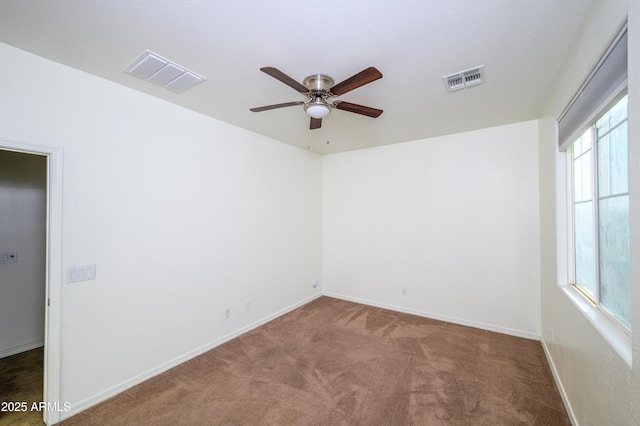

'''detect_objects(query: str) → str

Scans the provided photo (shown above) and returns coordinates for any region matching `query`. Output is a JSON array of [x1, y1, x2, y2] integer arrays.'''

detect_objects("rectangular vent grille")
[[124, 50, 205, 93], [443, 66, 485, 92]]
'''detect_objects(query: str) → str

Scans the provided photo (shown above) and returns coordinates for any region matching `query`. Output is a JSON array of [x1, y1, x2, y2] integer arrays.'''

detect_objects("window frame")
[[566, 90, 631, 336], [555, 22, 631, 367]]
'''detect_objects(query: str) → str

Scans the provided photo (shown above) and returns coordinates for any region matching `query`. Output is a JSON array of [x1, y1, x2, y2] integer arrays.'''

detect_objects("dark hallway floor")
[[0, 347, 45, 426]]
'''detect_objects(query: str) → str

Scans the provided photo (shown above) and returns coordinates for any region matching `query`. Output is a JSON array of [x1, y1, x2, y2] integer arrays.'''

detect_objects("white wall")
[[539, 0, 640, 424], [0, 150, 47, 357], [0, 43, 323, 418], [323, 120, 541, 338]]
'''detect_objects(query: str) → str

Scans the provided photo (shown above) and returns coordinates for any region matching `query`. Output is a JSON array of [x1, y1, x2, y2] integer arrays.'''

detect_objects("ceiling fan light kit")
[[304, 101, 332, 119], [250, 66, 383, 130]]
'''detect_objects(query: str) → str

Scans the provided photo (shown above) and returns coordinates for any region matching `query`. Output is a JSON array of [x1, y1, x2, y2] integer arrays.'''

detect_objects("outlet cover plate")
[[0, 252, 18, 265]]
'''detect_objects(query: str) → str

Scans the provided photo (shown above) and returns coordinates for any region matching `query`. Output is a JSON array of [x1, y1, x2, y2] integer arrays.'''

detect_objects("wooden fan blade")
[[250, 101, 304, 112], [310, 117, 322, 129], [260, 67, 308, 93], [335, 101, 383, 118], [330, 67, 382, 96]]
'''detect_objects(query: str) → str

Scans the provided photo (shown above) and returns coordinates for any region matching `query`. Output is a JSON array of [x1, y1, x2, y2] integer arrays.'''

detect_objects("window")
[[569, 93, 630, 330]]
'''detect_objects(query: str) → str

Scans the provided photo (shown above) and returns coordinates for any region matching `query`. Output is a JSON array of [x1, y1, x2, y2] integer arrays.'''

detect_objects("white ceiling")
[[0, 0, 595, 154]]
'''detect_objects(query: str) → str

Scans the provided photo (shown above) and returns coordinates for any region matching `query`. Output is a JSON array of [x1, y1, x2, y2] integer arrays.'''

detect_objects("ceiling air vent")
[[442, 66, 485, 92], [124, 50, 205, 93]]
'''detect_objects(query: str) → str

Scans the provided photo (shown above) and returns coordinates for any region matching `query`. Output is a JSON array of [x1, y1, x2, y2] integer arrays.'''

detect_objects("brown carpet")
[[0, 347, 45, 426], [61, 297, 568, 425]]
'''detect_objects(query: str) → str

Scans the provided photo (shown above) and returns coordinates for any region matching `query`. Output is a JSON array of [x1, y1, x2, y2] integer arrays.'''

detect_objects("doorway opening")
[[0, 140, 62, 425]]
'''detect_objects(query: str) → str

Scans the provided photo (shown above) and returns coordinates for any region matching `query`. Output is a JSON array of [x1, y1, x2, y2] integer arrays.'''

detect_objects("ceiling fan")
[[250, 66, 383, 130]]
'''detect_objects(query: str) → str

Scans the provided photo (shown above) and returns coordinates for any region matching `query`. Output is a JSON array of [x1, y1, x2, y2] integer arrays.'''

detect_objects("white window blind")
[[557, 27, 627, 151]]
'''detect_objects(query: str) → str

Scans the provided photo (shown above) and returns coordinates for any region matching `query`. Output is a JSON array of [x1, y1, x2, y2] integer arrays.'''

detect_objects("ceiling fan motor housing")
[[302, 74, 334, 119], [303, 74, 334, 93]]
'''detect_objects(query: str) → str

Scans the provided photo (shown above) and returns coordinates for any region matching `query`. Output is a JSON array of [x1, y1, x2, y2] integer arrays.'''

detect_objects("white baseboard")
[[60, 293, 322, 422], [0, 340, 44, 359], [322, 291, 540, 341], [541, 337, 578, 425]]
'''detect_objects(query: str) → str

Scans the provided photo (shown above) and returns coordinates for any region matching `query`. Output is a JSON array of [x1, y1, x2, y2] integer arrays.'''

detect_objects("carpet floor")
[[61, 296, 569, 425]]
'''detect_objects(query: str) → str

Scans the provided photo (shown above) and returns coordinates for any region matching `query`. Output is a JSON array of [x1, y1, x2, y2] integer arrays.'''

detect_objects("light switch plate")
[[68, 265, 97, 283]]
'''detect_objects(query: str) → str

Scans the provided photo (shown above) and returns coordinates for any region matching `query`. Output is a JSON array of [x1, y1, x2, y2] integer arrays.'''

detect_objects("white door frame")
[[1, 139, 63, 425]]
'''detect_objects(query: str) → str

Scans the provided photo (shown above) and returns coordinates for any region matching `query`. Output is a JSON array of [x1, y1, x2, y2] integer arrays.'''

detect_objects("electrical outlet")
[[224, 308, 231, 319], [244, 300, 251, 312], [0, 252, 18, 265], [401, 287, 408, 296]]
